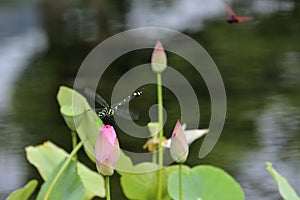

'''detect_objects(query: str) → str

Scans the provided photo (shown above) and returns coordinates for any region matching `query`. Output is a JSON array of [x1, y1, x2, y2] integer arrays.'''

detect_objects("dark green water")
[[0, 1, 299, 199]]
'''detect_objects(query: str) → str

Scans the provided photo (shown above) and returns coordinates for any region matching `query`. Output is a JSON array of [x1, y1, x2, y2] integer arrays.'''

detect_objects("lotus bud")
[[147, 122, 160, 136], [95, 125, 120, 176], [170, 121, 189, 163], [151, 40, 167, 73]]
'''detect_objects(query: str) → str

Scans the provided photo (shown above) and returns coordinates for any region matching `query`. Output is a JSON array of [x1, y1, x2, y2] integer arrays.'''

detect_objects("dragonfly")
[[224, 2, 253, 24], [84, 88, 143, 125]]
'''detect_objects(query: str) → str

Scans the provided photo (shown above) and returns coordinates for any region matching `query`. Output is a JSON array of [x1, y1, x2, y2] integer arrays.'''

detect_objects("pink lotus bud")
[[170, 121, 189, 163], [151, 40, 167, 73], [95, 125, 120, 176]]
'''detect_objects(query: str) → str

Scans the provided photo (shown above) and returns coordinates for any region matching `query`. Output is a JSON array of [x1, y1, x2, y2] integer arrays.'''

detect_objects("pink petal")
[[151, 40, 167, 73], [170, 121, 189, 163], [101, 125, 117, 144], [95, 125, 117, 163], [107, 139, 120, 167], [95, 132, 112, 162], [95, 125, 120, 176], [172, 120, 182, 138]]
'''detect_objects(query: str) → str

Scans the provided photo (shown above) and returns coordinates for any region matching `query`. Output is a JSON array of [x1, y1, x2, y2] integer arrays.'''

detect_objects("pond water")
[[0, 0, 299, 199]]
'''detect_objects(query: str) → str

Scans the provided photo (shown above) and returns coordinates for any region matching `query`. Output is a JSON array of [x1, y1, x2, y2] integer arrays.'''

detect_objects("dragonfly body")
[[226, 16, 253, 24], [98, 107, 114, 118], [97, 107, 115, 125], [227, 16, 239, 24], [84, 88, 143, 125], [224, 2, 253, 24]]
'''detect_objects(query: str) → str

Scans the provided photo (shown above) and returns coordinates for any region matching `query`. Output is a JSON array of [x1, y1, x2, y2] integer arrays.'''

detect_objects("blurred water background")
[[0, 0, 299, 199]]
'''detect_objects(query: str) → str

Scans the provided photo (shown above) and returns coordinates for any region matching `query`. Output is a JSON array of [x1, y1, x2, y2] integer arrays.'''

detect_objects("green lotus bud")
[[147, 122, 160, 136]]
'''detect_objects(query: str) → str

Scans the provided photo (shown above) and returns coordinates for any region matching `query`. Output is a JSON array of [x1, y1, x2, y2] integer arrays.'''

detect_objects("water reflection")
[[252, 0, 294, 14], [0, 0, 300, 199], [0, 2, 47, 198], [126, 0, 295, 31], [126, 0, 224, 31], [0, 30, 47, 111], [280, 51, 300, 86], [63, 7, 99, 42], [238, 96, 300, 199]]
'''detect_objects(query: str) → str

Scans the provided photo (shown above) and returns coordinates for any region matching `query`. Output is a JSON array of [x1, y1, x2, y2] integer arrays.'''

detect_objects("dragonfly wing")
[[84, 88, 109, 108], [224, 2, 236, 17], [237, 16, 253, 22], [114, 108, 139, 120], [111, 95, 134, 109], [111, 88, 143, 109], [94, 108, 104, 112]]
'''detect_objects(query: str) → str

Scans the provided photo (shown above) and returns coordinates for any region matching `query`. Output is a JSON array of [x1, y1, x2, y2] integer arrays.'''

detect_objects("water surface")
[[0, 0, 299, 199]]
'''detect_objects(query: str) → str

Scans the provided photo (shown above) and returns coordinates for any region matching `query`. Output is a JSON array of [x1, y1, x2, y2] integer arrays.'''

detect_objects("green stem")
[[71, 131, 78, 162], [44, 141, 83, 200], [152, 146, 157, 164], [105, 176, 111, 200], [179, 164, 183, 200], [151, 136, 157, 164], [153, 154, 157, 164], [156, 72, 164, 200]]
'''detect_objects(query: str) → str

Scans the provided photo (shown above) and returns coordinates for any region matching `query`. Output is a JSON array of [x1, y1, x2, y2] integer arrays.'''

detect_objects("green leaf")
[[115, 150, 135, 175], [37, 158, 85, 200], [120, 162, 178, 200], [57, 86, 103, 162], [168, 165, 244, 200], [60, 105, 85, 131], [6, 179, 38, 200], [26, 141, 105, 199], [77, 163, 105, 199], [266, 162, 300, 200]]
